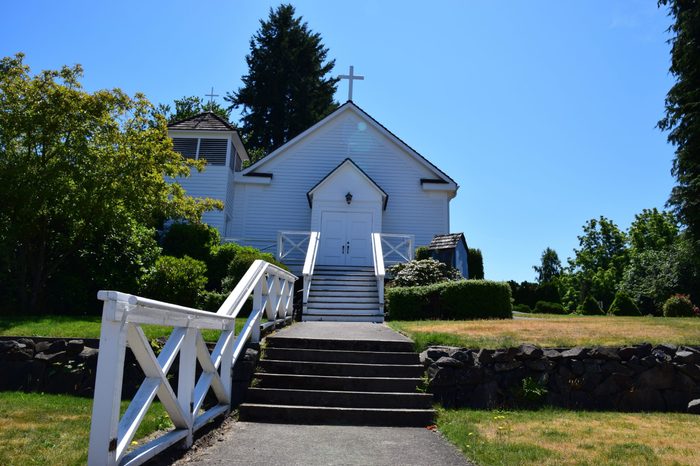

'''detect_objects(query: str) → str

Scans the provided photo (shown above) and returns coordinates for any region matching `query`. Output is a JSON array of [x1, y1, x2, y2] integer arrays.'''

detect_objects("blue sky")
[[2, 1, 676, 282]]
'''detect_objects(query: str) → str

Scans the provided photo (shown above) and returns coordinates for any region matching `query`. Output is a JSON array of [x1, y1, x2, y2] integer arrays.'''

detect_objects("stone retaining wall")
[[423, 343, 700, 413], [0, 337, 259, 404]]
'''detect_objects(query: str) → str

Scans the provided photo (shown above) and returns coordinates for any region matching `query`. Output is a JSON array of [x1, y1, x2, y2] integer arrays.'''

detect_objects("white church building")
[[168, 101, 459, 321]]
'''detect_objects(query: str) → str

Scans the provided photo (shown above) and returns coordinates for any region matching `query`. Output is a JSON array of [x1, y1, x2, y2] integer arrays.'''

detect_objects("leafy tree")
[[468, 248, 484, 279], [226, 4, 338, 155], [533, 247, 562, 284], [620, 234, 698, 313], [567, 216, 628, 308], [657, 1, 700, 246], [0, 54, 221, 313], [154, 95, 231, 124], [628, 208, 679, 252]]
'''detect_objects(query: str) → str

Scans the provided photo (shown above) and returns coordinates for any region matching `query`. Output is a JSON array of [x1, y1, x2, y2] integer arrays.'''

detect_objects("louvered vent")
[[172, 138, 198, 158], [199, 139, 227, 165]]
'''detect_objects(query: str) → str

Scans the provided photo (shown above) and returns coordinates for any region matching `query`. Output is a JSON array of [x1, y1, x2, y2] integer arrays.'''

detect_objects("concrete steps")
[[304, 266, 383, 322], [239, 334, 434, 426]]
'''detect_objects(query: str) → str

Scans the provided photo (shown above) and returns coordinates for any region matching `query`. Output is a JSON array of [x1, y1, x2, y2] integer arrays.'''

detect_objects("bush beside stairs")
[[239, 334, 435, 426]]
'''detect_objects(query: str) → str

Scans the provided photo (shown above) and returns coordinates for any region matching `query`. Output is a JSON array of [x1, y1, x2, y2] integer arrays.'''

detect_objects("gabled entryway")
[[308, 159, 387, 267]]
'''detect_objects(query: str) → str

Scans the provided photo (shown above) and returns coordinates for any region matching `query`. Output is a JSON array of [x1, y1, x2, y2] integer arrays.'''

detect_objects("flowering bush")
[[388, 258, 461, 287], [662, 294, 697, 317]]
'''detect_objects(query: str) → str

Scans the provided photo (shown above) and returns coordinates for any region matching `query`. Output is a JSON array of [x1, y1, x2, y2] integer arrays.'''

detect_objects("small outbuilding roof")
[[428, 233, 467, 250], [167, 112, 237, 132]]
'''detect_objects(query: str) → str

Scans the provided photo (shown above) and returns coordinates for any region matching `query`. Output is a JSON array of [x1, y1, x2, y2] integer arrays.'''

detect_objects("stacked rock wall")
[[423, 343, 700, 413], [0, 336, 259, 404]]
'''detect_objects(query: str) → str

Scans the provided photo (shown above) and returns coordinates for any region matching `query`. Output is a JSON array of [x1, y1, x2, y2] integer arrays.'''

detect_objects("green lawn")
[[0, 314, 250, 341], [438, 407, 700, 466], [388, 315, 700, 351], [0, 392, 172, 466]]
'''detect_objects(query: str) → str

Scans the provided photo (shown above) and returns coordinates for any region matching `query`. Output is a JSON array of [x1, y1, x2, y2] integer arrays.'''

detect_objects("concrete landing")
[[173, 422, 473, 466], [272, 322, 412, 342]]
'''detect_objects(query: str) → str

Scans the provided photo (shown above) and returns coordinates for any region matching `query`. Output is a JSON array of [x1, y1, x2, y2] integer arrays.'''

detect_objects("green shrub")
[[161, 222, 220, 262], [415, 246, 432, 260], [388, 258, 461, 287], [198, 290, 228, 312], [578, 295, 604, 315], [198, 290, 253, 315], [207, 243, 258, 290], [512, 303, 532, 313], [534, 300, 566, 315], [608, 291, 641, 316], [140, 255, 207, 307], [663, 294, 698, 317], [467, 248, 484, 279], [386, 279, 512, 320], [220, 250, 287, 293]]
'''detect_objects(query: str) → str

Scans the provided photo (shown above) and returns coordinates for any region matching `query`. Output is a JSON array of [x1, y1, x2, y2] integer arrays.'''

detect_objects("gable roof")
[[168, 112, 237, 132], [242, 101, 458, 190], [307, 158, 388, 210], [428, 233, 467, 250]]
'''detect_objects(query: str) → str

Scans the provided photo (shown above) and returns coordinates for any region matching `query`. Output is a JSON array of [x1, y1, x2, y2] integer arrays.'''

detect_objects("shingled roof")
[[428, 233, 467, 250], [167, 112, 236, 132]]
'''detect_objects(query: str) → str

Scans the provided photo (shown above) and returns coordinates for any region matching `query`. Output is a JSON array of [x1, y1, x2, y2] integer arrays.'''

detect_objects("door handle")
[[342, 245, 345, 254], [346, 241, 350, 254]]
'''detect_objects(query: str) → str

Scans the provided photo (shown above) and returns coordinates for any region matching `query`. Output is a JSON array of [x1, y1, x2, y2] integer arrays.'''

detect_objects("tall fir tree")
[[658, 1, 700, 245], [226, 4, 338, 157]]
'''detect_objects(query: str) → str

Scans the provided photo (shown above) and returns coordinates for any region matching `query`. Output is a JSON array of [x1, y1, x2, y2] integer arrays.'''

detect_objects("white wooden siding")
[[174, 166, 227, 233], [230, 111, 452, 247]]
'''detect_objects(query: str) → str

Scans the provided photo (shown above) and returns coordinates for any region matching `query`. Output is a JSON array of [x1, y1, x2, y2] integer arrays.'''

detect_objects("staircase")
[[304, 265, 383, 322], [239, 332, 434, 426]]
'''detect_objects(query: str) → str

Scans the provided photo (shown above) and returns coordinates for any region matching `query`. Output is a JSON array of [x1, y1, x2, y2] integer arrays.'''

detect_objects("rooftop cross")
[[338, 65, 364, 101], [205, 87, 219, 109]]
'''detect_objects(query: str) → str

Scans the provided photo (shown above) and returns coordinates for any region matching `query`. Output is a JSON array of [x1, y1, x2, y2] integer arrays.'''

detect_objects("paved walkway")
[[174, 421, 472, 466], [169, 323, 473, 466], [271, 321, 413, 342]]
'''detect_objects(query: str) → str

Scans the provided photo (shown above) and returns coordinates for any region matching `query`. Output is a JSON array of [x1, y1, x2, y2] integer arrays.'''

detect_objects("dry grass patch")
[[439, 408, 700, 466], [389, 316, 700, 350]]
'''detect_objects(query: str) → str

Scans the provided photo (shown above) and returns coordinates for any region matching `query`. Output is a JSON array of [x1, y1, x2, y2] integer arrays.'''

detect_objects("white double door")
[[317, 211, 373, 266]]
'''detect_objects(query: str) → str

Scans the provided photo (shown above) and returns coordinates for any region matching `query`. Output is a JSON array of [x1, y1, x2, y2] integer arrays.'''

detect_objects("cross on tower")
[[338, 65, 364, 101], [205, 87, 219, 108]]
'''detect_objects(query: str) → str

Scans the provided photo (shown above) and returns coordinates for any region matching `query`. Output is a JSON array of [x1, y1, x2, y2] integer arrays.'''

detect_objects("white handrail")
[[88, 260, 297, 466], [371, 233, 385, 313], [302, 231, 320, 312]]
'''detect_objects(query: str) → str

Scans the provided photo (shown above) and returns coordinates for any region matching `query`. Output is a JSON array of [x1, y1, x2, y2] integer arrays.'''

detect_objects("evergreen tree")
[[467, 248, 484, 279], [226, 4, 338, 156], [533, 247, 562, 284], [658, 1, 700, 245]]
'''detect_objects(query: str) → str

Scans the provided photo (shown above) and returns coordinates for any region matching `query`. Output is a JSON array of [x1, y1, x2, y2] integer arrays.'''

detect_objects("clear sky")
[[2, 1, 677, 282]]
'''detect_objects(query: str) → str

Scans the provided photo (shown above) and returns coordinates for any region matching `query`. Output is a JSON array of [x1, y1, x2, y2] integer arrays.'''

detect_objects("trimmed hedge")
[[578, 295, 604, 315], [512, 303, 532, 313], [608, 291, 641, 316], [534, 300, 566, 315], [386, 279, 512, 320]]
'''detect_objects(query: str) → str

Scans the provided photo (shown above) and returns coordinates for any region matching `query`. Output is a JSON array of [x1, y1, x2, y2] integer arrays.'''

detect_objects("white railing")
[[222, 237, 277, 254], [88, 260, 297, 466], [277, 231, 312, 265], [302, 231, 320, 312], [381, 233, 415, 267], [371, 233, 385, 313]]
